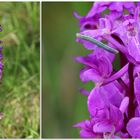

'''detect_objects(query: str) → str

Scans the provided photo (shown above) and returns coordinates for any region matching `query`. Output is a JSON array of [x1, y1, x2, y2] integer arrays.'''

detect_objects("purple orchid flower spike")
[[74, 2, 140, 138], [0, 25, 4, 121], [0, 25, 3, 80]]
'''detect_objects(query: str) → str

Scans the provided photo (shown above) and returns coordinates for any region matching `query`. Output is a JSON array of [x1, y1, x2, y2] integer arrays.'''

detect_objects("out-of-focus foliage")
[[0, 2, 40, 138], [42, 2, 93, 138]]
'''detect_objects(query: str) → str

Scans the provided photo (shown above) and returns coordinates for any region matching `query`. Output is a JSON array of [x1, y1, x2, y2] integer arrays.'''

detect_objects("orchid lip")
[[76, 33, 119, 54]]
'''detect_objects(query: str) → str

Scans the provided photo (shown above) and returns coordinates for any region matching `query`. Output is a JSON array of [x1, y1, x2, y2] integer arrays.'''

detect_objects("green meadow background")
[[0, 2, 40, 138], [42, 2, 94, 138]]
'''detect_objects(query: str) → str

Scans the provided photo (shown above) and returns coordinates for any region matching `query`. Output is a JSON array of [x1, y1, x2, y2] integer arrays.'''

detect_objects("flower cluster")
[[74, 2, 140, 138], [0, 25, 3, 79], [0, 25, 4, 120]]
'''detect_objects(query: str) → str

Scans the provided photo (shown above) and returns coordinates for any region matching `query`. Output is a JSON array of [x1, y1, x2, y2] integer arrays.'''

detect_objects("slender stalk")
[[121, 63, 134, 137], [120, 52, 128, 68], [117, 78, 129, 93], [128, 63, 135, 119]]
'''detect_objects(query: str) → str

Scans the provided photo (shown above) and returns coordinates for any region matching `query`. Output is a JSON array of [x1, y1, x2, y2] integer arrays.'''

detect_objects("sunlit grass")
[[0, 2, 40, 138]]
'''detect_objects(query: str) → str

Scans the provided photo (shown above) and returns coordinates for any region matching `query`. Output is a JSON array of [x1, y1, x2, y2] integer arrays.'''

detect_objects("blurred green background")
[[42, 2, 94, 138], [0, 2, 40, 138]]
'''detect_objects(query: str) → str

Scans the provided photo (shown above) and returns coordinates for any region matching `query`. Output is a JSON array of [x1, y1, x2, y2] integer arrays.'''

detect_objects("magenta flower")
[[74, 2, 140, 138], [74, 120, 103, 138], [76, 50, 113, 84], [87, 84, 129, 136], [0, 25, 3, 79], [0, 25, 4, 120]]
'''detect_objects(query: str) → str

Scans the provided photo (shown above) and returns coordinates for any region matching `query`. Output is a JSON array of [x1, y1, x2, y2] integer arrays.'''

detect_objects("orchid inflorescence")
[[0, 25, 3, 80], [0, 25, 4, 120], [74, 2, 140, 138]]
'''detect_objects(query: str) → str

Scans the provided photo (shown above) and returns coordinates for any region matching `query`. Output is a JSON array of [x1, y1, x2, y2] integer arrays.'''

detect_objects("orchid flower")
[[74, 2, 140, 138]]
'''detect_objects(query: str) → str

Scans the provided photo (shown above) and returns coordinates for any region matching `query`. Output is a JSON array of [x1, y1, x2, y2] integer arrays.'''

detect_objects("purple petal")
[[77, 53, 113, 83], [80, 68, 103, 83], [102, 63, 129, 85], [99, 18, 112, 30], [97, 56, 112, 78], [73, 121, 86, 129], [80, 129, 95, 138], [102, 82, 123, 107], [127, 117, 140, 138], [80, 29, 106, 38], [75, 55, 97, 69], [134, 77, 140, 106], [87, 2, 109, 18], [93, 121, 113, 133], [88, 87, 106, 116], [127, 38, 140, 63], [80, 129, 102, 138], [119, 97, 129, 114], [79, 88, 90, 96], [109, 104, 123, 131], [94, 47, 115, 62], [109, 2, 123, 12], [123, 2, 135, 12], [73, 11, 82, 20]]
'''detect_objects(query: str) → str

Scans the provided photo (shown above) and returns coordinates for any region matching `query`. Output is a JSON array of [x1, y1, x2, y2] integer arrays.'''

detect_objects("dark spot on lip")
[[111, 34, 125, 45], [84, 24, 97, 30], [84, 24, 91, 29]]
